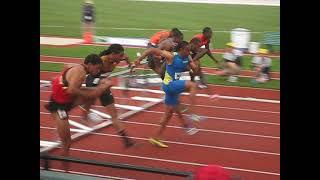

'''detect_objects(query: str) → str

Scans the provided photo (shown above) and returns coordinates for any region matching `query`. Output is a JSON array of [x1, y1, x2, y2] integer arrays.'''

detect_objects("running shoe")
[[227, 76, 238, 83], [190, 114, 202, 122], [180, 105, 189, 113], [198, 84, 208, 89], [149, 138, 168, 148], [186, 127, 199, 135]]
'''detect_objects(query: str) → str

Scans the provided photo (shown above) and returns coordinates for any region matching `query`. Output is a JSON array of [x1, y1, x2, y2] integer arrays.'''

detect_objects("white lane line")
[[67, 147, 280, 176], [39, 100, 280, 126], [40, 90, 279, 114], [41, 126, 279, 156], [131, 96, 279, 114], [182, 103, 280, 114], [144, 109, 280, 126], [112, 86, 280, 104], [40, 112, 279, 139], [40, 70, 280, 91], [40, 112, 280, 140]]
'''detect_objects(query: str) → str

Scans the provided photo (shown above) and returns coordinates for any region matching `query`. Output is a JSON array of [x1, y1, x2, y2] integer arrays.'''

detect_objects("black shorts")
[[45, 98, 74, 120], [85, 74, 115, 106], [262, 67, 270, 75], [46, 98, 73, 113]]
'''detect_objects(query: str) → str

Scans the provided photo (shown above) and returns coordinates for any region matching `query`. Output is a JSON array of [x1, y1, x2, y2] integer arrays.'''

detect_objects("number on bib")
[[93, 78, 100, 85], [175, 73, 182, 80]]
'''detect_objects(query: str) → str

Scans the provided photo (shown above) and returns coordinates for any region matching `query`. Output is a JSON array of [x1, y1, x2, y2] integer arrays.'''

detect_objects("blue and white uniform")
[[162, 53, 190, 106]]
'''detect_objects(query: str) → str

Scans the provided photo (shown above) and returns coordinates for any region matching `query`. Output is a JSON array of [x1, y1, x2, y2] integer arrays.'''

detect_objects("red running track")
[[40, 71, 280, 180], [40, 71, 279, 100], [40, 55, 281, 80]]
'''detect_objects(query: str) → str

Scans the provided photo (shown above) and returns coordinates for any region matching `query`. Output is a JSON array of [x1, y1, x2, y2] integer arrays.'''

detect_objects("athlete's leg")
[[155, 105, 174, 139], [51, 112, 71, 156], [184, 81, 198, 115]]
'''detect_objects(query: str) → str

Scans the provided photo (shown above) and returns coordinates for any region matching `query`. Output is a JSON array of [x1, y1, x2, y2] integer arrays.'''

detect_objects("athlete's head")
[[99, 44, 125, 63], [171, 28, 183, 43], [190, 38, 201, 52], [84, 54, 103, 75], [202, 27, 213, 40], [176, 41, 190, 58]]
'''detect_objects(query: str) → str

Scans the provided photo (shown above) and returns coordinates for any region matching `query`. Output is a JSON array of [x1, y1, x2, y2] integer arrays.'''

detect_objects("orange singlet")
[[149, 30, 171, 45], [192, 34, 209, 47]]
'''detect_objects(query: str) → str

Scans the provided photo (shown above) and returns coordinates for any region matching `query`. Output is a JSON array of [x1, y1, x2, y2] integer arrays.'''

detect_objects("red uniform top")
[[192, 34, 210, 47], [51, 67, 73, 104], [150, 30, 171, 45]]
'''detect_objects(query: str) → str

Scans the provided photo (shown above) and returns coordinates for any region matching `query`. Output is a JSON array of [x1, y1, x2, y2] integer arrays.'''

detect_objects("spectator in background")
[[195, 164, 242, 180], [251, 48, 272, 83], [216, 42, 243, 83], [82, 0, 95, 43]]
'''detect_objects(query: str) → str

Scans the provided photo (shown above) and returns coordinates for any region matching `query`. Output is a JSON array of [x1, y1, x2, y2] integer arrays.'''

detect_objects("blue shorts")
[[162, 80, 186, 106]]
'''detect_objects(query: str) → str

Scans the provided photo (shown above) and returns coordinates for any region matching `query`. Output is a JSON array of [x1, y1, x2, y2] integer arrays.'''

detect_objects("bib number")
[[93, 78, 100, 85], [57, 109, 68, 120], [175, 73, 182, 80]]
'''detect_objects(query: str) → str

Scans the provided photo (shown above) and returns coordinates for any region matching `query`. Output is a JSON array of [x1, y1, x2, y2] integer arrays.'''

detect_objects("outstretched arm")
[[205, 42, 218, 63], [134, 48, 174, 66], [192, 48, 208, 61]]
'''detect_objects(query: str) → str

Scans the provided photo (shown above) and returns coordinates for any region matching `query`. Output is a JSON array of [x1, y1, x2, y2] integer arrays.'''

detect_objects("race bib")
[[93, 78, 100, 85], [175, 72, 182, 80], [57, 109, 68, 120]]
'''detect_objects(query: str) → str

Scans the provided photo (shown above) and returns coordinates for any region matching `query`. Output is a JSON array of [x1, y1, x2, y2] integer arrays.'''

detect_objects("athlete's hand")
[[98, 78, 113, 90], [130, 65, 136, 73]]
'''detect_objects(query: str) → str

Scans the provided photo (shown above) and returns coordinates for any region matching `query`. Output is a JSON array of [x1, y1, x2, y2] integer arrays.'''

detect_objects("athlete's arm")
[[205, 42, 218, 63], [158, 40, 173, 51], [188, 55, 199, 74], [121, 54, 132, 68], [66, 67, 107, 98], [134, 48, 174, 66], [158, 34, 169, 44], [192, 48, 208, 61], [62, 64, 77, 72]]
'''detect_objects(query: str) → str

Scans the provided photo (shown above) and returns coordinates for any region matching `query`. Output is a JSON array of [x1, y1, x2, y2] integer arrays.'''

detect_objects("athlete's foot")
[[183, 123, 199, 135], [123, 137, 136, 148], [190, 114, 202, 122], [186, 127, 199, 135], [119, 130, 135, 148], [149, 138, 168, 148], [198, 83, 208, 89], [180, 104, 189, 113]]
